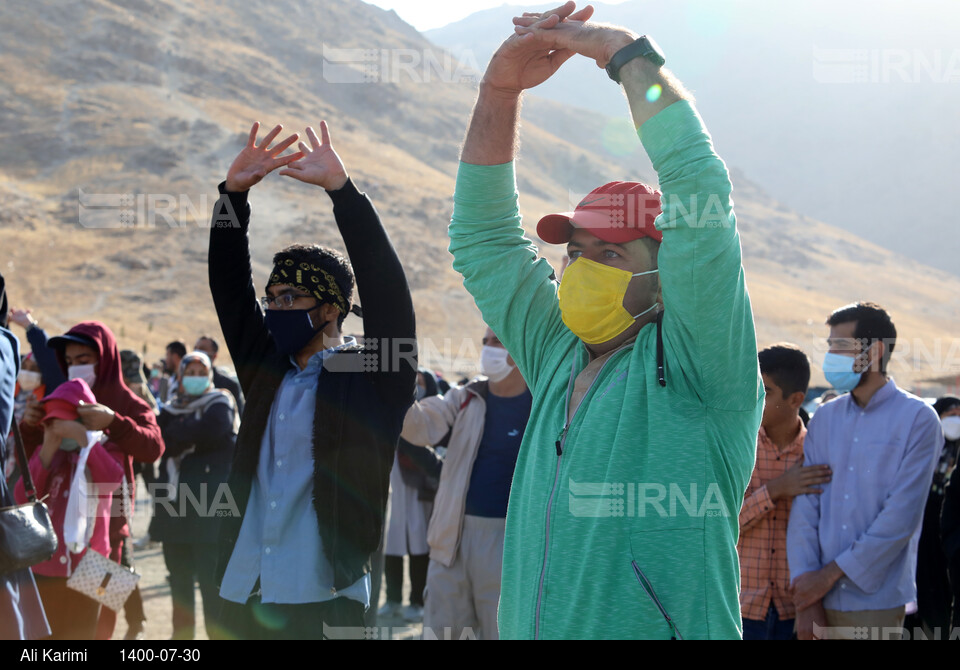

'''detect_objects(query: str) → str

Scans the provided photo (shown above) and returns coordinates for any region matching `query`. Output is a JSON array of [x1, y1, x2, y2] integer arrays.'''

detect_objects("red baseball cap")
[[41, 379, 96, 423], [537, 181, 663, 245]]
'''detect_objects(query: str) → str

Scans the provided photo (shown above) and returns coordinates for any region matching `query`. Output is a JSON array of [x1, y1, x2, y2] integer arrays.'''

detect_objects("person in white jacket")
[[400, 327, 530, 640]]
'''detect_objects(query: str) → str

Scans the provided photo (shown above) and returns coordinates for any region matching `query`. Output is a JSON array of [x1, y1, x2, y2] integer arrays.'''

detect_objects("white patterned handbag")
[[65, 548, 140, 612]]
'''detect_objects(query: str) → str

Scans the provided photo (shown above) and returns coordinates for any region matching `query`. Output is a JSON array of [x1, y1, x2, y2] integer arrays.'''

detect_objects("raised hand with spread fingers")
[[278, 121, 349, 192], [225, 123, 303, 192]]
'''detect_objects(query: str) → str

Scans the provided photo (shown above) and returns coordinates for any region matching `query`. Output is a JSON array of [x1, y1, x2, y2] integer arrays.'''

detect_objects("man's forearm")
[[460, 86, 522, 166], [27, 325, 66, 389], [208, 184, 267, 373], [620, 58, 686, 130], [331, 180, 416, 349], [822, 560, 844, 585]]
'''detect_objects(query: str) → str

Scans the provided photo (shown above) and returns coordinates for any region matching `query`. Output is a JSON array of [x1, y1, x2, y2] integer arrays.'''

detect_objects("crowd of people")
[[1, 2, 958, 640]]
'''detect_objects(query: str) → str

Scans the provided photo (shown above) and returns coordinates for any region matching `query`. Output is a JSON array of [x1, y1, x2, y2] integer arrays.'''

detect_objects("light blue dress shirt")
[[220, 338, 371, 606], [787, 379, 942, 611]]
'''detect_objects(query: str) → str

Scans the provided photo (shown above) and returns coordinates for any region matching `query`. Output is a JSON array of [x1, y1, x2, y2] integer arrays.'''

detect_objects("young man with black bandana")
[[208, 120, 417, 639]]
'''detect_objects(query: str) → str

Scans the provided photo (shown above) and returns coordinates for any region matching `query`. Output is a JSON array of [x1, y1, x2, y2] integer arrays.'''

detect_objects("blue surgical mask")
[[264, 308, 329, 356], [822, 352, 863, 393], [181, 376, 210, 396]]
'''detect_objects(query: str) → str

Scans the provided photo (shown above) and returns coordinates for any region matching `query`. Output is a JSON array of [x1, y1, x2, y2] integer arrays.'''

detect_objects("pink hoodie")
[[14, 380, 124, 577]]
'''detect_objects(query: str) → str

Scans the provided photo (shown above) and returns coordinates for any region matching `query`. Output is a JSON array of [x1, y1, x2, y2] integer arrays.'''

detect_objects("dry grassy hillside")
[[0, 0, 957, 391]]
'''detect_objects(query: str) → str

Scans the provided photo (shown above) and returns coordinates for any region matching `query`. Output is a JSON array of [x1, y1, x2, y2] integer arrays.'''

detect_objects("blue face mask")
[[264, 308, 329, 356], [58, 419, 87, 452], [181, 376, 210, 396], [822, 352, 864, 393], [60, 438, 82, 452]]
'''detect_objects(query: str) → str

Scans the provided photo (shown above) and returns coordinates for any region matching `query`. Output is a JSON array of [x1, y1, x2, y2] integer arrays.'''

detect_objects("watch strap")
[[605, 35, 666, 84]]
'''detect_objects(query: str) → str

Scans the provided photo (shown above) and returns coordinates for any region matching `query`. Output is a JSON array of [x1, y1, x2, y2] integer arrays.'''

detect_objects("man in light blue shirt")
[[788, 302, 942, 640], [219, 340, 371, 607], [209, 121, 417, 639]]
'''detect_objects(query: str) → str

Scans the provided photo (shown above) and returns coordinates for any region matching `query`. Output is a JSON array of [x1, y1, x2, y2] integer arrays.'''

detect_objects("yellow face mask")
[[558, 257, 659, 345]]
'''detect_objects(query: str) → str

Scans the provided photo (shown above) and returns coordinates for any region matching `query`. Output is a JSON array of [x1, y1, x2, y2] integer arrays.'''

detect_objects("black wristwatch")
[[605, 35, 666, 84]]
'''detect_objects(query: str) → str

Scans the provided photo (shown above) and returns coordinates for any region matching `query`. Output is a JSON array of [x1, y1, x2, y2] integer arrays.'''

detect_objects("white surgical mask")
[[480, 345, 514, 382], [943, 416, 960, 442], [17, 370, 41, 392], [68, 363, 97, 388]]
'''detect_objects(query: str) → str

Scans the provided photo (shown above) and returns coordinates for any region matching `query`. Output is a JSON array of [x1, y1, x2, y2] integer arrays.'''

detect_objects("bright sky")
[[366, 0, 632, 32]]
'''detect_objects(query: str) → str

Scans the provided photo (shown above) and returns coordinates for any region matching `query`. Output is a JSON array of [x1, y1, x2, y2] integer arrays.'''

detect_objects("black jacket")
[[940, 442, 960, 561], [208, 179, 417, 591], [212, 366, 245, 415], [150, 395, 237, 544]]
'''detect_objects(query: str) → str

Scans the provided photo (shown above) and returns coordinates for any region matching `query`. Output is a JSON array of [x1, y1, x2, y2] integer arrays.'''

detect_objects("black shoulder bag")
[[0, 421, 58, 575]]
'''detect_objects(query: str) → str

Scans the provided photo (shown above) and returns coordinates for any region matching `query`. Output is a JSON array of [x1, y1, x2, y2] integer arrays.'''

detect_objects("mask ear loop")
[[854, 340, 873, 375], [656, 309, 666, 387]]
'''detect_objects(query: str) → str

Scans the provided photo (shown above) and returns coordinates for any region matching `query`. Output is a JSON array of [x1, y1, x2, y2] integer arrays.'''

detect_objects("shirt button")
[[279, 413, 285, 421], [276, 460, 283, 467], [844, 495, 849, 500], [265, 547, 272, 555], [59, 555, 67, 564], [840, 583, 847, 589], [853, 438, 859, 443], [771, 549, 776, 554], [849, 466, 854, 471], [270, 501, 277, 509], [842, 524, 848, 530]]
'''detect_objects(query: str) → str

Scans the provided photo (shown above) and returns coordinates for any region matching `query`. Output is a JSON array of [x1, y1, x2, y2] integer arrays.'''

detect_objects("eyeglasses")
[[259, 292, 316, 310]]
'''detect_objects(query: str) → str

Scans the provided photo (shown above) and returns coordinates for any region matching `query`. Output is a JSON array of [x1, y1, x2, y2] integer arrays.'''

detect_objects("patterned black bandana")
[[267, 259, 348, 315]]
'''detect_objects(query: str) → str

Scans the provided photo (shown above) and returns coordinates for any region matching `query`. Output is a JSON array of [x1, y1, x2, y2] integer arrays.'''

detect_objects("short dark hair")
[[166, 340, 187, 359], [196, 335, 219, 354], [759, 343, 810, 397], [826, 302, 896, 373], [271, 244, 355, 328]]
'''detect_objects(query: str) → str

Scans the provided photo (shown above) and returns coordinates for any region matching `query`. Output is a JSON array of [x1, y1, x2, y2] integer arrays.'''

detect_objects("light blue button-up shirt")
[[787, 379, 942, 611], [220, 338, 371, 606]]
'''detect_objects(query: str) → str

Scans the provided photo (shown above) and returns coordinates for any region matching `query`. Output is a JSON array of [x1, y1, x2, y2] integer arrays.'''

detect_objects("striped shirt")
[[738, 421, 806, 621]]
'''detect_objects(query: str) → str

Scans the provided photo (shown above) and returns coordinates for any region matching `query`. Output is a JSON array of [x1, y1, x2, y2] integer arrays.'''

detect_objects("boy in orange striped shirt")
[[739, 344, 831, 639]]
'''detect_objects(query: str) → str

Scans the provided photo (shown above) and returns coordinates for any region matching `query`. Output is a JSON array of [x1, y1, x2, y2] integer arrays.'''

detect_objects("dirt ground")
[[112, 480, 419, 641]]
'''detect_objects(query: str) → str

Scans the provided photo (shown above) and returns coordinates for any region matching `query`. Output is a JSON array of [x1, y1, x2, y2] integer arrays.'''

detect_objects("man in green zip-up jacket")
[[448, 3, 762, 639]]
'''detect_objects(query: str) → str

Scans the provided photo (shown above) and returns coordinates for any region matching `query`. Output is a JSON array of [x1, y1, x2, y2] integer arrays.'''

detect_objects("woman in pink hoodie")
[[15, 379, 123, 639]]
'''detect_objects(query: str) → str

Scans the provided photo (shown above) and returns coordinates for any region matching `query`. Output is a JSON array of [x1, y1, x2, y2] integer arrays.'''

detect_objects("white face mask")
[[943, 416, 960, 442], [67, 363, 97, 388], [480, 345, 514, 382], [17, 370, 42, 392], [17, 370, 42, 391]]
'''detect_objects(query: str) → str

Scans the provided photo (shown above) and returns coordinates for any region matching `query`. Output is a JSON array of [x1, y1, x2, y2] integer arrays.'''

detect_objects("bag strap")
[[656, 309, 666, 388], [10, 421, 38, 503]]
